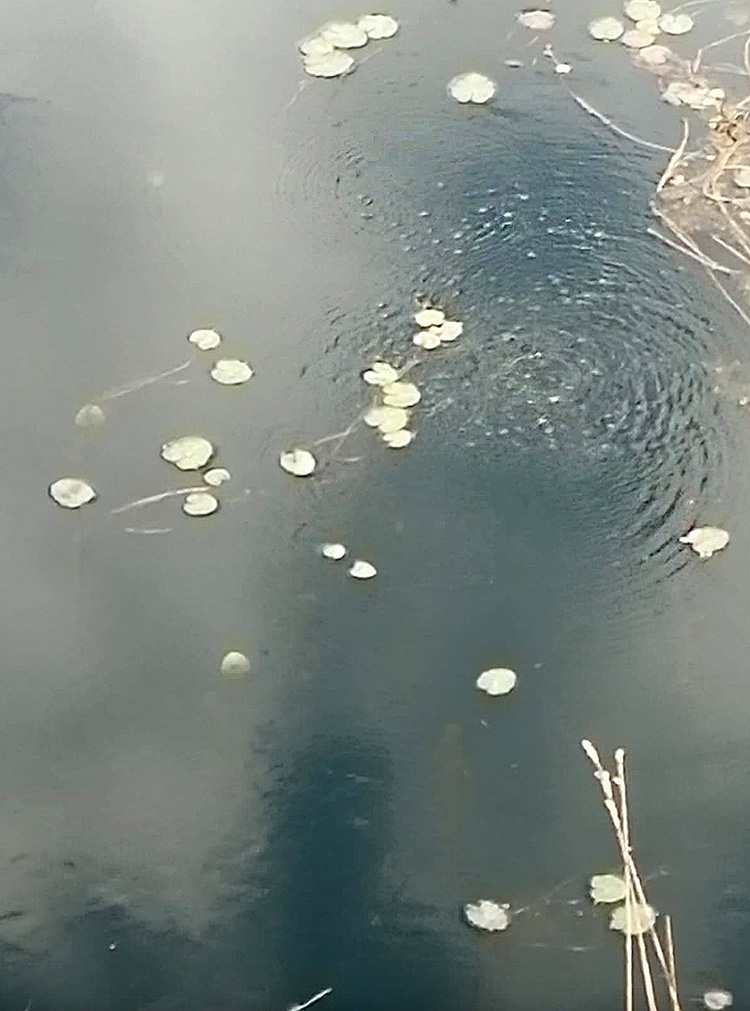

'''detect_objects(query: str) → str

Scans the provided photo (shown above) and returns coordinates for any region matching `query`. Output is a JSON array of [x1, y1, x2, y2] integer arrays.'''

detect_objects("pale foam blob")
[[364, 405, 410, 431], [378, 406, 409, 433], [220, 651, 251, 677], [358, 14, 399, 38], [679, 527, 729, 559], [49, 478, 97, 509], [382, 429, 413, 448], [433, 320, 463, 342], [321, 542, 347, 560], [348, 559, 377, 579], [320, 21, 369, 47], [476, 667, 517, 696], [188, 328, 221, 350], [203, 468, 231, 487], [662, 81, 724, 109], [279, 448, 317, 476], [447, 72, 497, 104], [298, 34, 335, 56], [517, 9, 555, 30], [610, 902, 656, 936], [414, 308, 445, 327], [210, 359, 254, 385], [362, 362, 399, 385], [658, 11, 693, 33], [161, 436, 215, 471], [303, 50, 355, 77], [622, 28, 656, 47], [624, 0, 661, 20], [382, 381, 421, 408], [75, 403, 106, 427], [638, 43, 671, 64], [464, 900, 510, 931], [589, 16, 625, 39], [182, 491, 219, 516], [704, 991, 733, 1011], [589, 873, 627, 904], [413, 330, 442, 349]]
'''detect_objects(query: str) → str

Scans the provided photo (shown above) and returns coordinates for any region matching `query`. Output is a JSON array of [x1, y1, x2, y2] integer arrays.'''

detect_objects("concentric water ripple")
[[278, 70, 729, 601]]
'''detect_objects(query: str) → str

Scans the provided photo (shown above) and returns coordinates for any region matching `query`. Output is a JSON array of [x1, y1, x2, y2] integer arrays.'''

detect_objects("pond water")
[[2, 0, 750, 1008]]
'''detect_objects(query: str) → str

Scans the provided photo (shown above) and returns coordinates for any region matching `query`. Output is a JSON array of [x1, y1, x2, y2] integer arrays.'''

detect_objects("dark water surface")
[[2, 0, 750, 1008]]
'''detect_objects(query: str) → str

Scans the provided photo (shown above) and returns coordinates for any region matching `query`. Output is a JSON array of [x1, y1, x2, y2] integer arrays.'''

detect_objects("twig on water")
[[664, 0, 721, 15], [100, 357, 195, 402], [569, 91, 676, 153], [111, 487, 205, 514], [692, 30, 750, 73], [124, 526, 173, 534], [311, 417, 360, 448], [282, 79, 311, 112], [657, 118, 690, 193], [710, 232, 750, 266], [705, 265, 750, 332], [647, 226, 736, 274], [287, 987, 333, 1011]]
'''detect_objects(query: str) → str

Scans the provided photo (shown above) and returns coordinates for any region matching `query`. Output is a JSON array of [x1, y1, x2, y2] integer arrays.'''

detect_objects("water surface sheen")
[[1, 0, 750, 1009]]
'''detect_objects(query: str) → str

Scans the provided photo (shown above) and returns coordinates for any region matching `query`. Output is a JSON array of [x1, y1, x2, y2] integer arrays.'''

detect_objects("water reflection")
[[3, 0, 750, 1007], [256, 731, 473, 1009]]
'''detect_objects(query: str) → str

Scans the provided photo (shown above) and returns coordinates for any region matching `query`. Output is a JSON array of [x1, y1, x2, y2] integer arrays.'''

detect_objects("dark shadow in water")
[[248, 731, 478, 1011]]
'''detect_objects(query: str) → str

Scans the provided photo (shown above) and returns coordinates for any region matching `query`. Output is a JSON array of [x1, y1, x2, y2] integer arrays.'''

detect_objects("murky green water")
[[2, 0, 750, 1008]]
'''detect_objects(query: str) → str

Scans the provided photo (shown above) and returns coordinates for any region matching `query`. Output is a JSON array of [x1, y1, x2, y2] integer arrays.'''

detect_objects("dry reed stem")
[[705, 263, 750, 331], [718, 199, 750, 261], [581, 742, 682, 1011], [568, 35, 750, 340], [647, 226, 737, 273], [637, 930, 660, 1011], [569, 91, 676, 153], [693, 31, 750, 74], [650, 204, 711, 260], [657, 119, 690, 193], [649, 200, 737, 272], [615, 749, 634, 1011], [711, 233, 750, 266], [615, 755, 672, 1011], [665, 916, 678, 998]]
